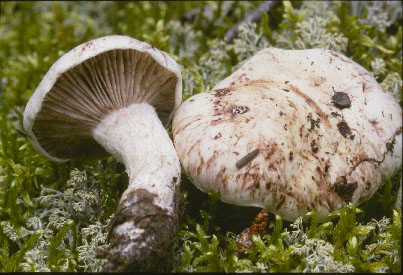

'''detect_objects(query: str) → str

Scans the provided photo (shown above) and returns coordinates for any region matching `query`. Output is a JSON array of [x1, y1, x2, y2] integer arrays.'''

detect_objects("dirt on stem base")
[[99, 187, 183, 272]]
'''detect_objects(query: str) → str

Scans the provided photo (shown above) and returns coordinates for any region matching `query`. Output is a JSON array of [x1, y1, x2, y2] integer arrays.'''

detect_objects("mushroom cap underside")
[[173, 48, 402, 221], [23, 35, 182, 161]]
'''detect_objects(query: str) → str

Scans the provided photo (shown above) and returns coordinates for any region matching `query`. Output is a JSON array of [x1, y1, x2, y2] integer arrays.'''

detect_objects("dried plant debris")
[[236, 148, 260, 169], [331, 176, 358, 202], [235, 209, 269, 253], [337, 121, 354, 139]]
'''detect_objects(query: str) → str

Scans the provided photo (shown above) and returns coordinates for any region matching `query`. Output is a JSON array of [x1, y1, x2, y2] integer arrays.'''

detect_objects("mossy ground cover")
[[0, 1, 401, 272]]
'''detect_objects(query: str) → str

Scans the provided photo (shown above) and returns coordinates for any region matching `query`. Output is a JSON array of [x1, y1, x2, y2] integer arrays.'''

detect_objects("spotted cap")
[[173, 48, 402, 221]]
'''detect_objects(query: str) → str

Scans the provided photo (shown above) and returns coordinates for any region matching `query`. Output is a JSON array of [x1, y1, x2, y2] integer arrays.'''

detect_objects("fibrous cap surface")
[[173, 47, 402, 221], [24, 35, 182, 161]]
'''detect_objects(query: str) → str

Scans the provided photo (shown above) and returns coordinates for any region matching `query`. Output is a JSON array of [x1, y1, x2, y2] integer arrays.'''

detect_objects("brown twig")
[[181, 7, 201, 24], [181, 3, 234, 27], [224, 0, 279, 43], [236, 148, 260, 169]]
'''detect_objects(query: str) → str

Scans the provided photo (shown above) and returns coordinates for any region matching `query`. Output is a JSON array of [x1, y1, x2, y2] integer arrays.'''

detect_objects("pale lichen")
[[20, 244, 51, 272], [197, 39, 231, 90], [18, 168, 110, 272], [167, 21, 202, 61], [291, 236, 355, 273], [350, 1, 403, 32], [371, 58, 387, 79], [368, 216, 391, 234], [1, 222, 20, 242], [276, 16, 348, 52], [76, 221, 109, 272], [381, 72, 402, 102], [230, 23, 270, 67]]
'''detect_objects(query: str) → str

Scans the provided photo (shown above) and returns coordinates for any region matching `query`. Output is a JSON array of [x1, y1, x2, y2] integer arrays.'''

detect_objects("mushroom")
[[173, 48, 402, 222], [23, 35, 183, 271]]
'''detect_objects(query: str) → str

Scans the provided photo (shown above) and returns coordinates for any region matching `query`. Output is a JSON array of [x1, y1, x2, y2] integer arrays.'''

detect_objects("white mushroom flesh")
[[93, 102, 181, 215]]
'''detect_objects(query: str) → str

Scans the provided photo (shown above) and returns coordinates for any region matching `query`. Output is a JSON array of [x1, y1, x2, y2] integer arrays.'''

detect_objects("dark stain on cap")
[[332, 91, 351, 109], [337, 121, 352, 138], [331, 176, 358, 202]]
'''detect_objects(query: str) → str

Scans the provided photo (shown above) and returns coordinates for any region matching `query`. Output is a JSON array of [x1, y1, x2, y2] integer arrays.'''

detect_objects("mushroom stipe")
[[102, 187, 184, 271]]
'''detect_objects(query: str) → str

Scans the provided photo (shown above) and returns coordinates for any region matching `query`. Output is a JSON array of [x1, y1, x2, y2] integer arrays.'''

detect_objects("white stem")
[[92, 102, 181, 215]]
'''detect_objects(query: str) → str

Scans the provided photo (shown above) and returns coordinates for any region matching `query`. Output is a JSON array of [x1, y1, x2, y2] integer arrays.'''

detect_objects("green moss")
[[0, 1, 401, 272]]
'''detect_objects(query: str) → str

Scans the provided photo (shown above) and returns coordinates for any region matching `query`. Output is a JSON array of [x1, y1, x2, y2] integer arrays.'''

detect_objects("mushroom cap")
[[24, 35, 182, 162], [173, 48, 402, 221]]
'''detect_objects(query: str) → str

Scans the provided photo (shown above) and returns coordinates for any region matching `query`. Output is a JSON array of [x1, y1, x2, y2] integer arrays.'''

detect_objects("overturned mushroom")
[[173, 48, 402, 222], [23, 35, 183, 271]]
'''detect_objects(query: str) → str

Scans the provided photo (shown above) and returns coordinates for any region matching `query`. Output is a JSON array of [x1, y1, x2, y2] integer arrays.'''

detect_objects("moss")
[[0, 1, 401, 272]]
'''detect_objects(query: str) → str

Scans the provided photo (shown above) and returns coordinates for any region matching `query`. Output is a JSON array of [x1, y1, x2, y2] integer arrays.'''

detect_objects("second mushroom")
[[23, 36, 183, 271], [173, 48, 402, 222]]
